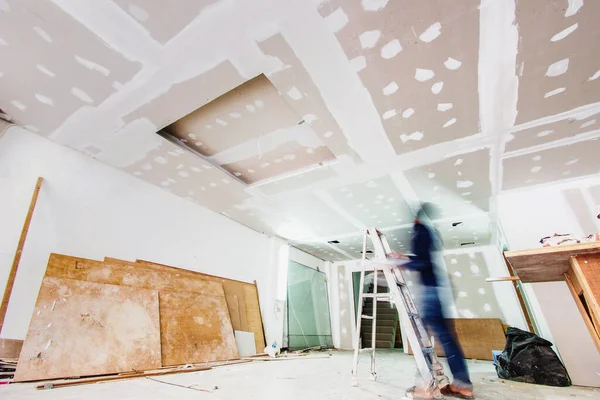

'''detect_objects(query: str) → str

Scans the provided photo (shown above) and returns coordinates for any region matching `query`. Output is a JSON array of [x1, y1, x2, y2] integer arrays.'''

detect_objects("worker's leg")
[[420, 288, 472, 390]]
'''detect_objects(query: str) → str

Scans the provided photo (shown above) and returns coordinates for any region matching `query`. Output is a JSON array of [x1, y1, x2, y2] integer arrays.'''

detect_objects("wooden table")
[[505, 243, 600, 352]]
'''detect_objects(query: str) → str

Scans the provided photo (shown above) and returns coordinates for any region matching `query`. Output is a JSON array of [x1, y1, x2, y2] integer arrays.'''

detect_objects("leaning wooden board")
[[46, 254, 238, 365], [136, 259, 266, 352], [15, 277, 161, 382], [407, 318, 506, 360]]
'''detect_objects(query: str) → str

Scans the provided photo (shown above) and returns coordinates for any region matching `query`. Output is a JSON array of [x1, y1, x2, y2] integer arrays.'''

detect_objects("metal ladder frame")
[[351, 227, 449, 396]]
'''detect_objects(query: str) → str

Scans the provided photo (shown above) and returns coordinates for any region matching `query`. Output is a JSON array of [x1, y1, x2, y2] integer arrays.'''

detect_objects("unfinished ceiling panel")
[[319, 0, 480, 154], [515, 0, 600, 124], [292, 243, 347, 262], [437, 214, 494, 249], [502, 138, 600, 190], [507, 113, 600, 152], [258, 33, 352, 160], [122, 137, 250, 212], [124, 61, 245, 129], [163, 74, 336, 185], [327, 175, 413, 228], [113, 0, 218, 44], [0, 0, 141, 133], [404, 149, 492, 217]]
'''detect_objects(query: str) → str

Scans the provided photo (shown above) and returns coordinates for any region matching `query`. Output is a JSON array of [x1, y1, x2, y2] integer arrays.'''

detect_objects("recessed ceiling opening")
[[159, 74, 337, 186]]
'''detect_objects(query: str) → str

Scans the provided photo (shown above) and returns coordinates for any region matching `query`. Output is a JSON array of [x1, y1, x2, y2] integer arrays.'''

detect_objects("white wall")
[[0, 127, 285, 344], [498, 177, 600, 387]]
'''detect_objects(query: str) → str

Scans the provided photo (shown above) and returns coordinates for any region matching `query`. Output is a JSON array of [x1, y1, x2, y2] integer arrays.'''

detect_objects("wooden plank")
[[571, 254, 600, 339], [564, 272, 600, 353], [0, 177, 43, 334], [35, 365, 213, 390], [0, 339, 23, 359], [407, 318, 506, 360], [244, 282, 266, 351], [504, 242, 600, 283], [503, 254, 536, 333], [47, 254, 238, 365], [14, 277, 161, 382], [485, 276, 520, 282]]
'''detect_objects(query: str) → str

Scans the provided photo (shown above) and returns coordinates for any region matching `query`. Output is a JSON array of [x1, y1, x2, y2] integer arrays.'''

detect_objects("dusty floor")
[[2, 350, 599, 399]]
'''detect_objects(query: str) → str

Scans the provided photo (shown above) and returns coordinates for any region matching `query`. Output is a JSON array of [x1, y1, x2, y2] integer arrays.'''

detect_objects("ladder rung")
[[422, 347, 435, 353], [362, 293, 391, 299], [361, 315, 374, 320], [359, 348, 374, 353]]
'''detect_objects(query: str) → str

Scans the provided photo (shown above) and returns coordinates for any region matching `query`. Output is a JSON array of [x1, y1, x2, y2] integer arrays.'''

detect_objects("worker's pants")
[[420, 286, 473, 390]]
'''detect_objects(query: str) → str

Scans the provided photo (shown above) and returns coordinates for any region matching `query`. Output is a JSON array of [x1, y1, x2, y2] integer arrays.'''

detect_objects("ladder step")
[[361, 315, 374, 320], [362, 293, 391, 299], [359, 348, 374, 353]]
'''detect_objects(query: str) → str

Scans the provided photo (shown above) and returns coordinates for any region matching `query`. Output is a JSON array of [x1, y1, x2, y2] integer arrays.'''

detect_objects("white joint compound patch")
[[544, 87, 565, 98], [75, 55, 110, 76], [419, 22, 441, 43], [381, 39, 402, 59], [400, 131, 423, 143], [415, 68, 435, 82], [71, 87, 94, 103], [362, 0, 389, 11], [565, 0, 584, 17], [33, 26, 52, 43], [444, 57, 462, 70], [36, 64, 55, 77], [580, 119, 596, 129], [443, 118, 457, 128], [531, 166, 542, 173], [382, 109, 396, 119], [350, 56, 366, 72], [359, 30, 381, 49], [589, 70, 600, 81], [551, 23, 578, 41], [325, 7, 349, 33], [545, 58, 569, 77], [35, 94, 54, 106], [10, 100, 26, 111], [437, 103, 453, 112], [457, 180, 473, 188], [383, 81, 399, 95], [454, 158, 464, 166], [536, 129, 553, 137], [431, 81, 443, 94], [287, 86, 303, 100], [402, 108, 414, 118]]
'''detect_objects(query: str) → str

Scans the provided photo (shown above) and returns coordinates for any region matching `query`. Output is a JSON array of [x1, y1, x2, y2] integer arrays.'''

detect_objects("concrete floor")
[[3, 351, 600, 399]]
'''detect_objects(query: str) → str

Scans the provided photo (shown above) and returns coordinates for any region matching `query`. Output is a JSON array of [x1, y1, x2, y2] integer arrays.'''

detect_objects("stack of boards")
[[13, 254, 265, 382]]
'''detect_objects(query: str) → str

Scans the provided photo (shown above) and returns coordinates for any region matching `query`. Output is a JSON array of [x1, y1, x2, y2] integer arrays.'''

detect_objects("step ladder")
[[351, 227, 449, 397]]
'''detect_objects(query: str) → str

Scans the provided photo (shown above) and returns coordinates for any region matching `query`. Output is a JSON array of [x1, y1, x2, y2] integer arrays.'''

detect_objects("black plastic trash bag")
[[496, 327, 571, 386]]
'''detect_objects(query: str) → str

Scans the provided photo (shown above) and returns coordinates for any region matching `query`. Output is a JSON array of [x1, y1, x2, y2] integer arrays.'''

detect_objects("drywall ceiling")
[[0, 0, 598, 262]]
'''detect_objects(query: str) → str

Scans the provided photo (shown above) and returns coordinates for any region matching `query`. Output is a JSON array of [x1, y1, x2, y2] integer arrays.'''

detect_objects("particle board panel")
[[504, 242, 600, 282], [407, 318, 506, 360], [136, 258, 266, 351], [46, 254, 238, 365], [134, 259, 250, 333], [14, 277, 161, 382]]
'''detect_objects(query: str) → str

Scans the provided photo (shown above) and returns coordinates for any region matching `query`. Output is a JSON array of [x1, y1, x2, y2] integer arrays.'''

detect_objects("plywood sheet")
[[505, 242, 600, 282], [244, 283, 266, 352], [159, 291, 238, 365], [134, 259, 250, 333], [47, 254, 238, 365], [14, 277, 161, 382], [0, 339, 23, 359], [408, 318, 506, 361], [571, 254, 600, 339]]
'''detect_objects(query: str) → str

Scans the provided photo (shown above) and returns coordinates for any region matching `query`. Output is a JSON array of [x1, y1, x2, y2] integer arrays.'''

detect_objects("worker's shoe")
[[440, 384, 474, 399]]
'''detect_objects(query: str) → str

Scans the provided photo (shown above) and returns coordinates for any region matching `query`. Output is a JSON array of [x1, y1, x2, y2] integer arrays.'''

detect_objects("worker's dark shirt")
[[405, 222, 438, 287]]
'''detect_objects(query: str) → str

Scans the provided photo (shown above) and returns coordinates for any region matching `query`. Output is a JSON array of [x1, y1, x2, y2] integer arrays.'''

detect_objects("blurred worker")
[[391, 203, 473, 399]]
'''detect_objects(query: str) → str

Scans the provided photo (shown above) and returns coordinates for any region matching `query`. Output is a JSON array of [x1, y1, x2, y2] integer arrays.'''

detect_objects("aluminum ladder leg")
[[351, 228, 449, 397]]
